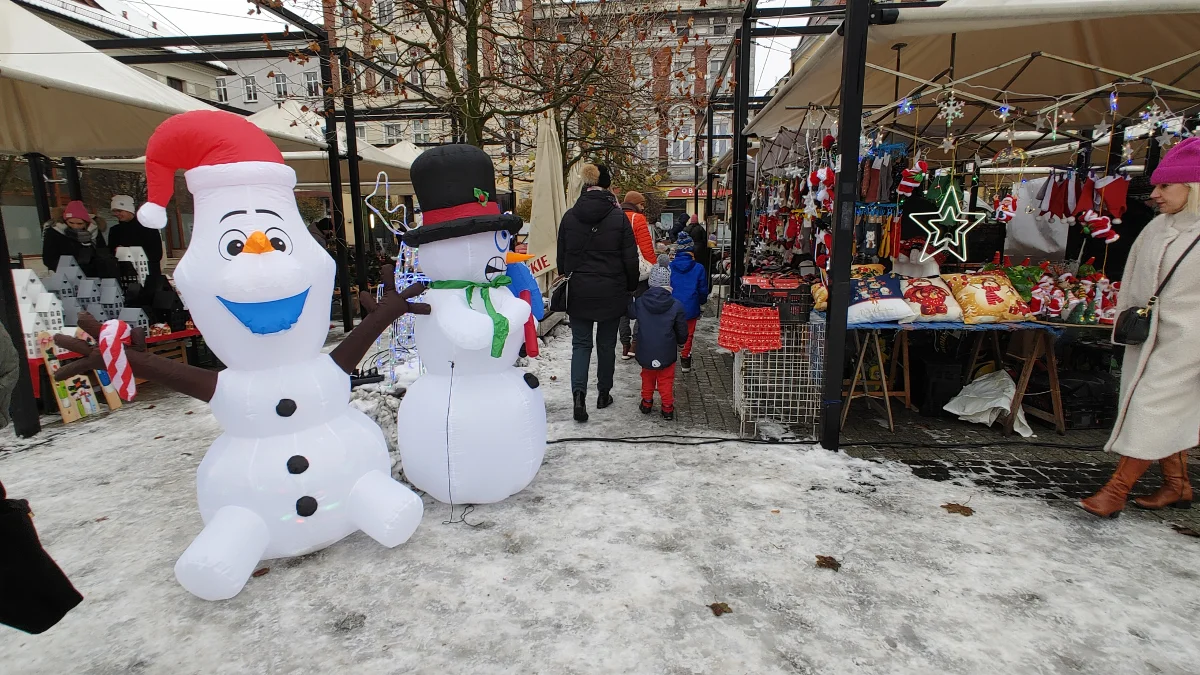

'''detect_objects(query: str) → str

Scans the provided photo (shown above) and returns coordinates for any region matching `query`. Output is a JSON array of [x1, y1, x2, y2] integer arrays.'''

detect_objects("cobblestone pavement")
[[672, 323, 1200, 531]]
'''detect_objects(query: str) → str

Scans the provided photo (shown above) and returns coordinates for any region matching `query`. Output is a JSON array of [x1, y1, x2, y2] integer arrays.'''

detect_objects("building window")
[[384, 123, 403, 144], [166, 76, 185, 92], [376, 0, 395, 24], [356, 125, 367, 140], [670, 122, 694, 164], [413, 120, 430, 144], [243, 76, 258, 103], [215, 77, 228, 103], [712, 116, 731, 157], [637, 137, 656, 162], [712, 23, 727, 36], [305, 71, 320, 97], [341, 5, 354, 25], [274, 73, 288, 99], [498, 0, 517, 13], [380, 52, 399, 93]]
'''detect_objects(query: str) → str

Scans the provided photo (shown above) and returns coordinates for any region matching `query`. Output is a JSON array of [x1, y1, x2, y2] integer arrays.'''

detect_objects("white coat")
[[1106, 211, 1200, 460]]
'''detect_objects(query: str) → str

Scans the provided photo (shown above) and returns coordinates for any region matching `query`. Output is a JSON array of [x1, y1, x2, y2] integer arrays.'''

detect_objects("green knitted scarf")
[[428, 276, 512, 358]]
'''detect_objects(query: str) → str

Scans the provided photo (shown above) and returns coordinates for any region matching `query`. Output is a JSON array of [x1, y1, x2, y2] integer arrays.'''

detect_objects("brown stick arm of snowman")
[[330, 264, 431, 375], [52, 312, 220, 403]]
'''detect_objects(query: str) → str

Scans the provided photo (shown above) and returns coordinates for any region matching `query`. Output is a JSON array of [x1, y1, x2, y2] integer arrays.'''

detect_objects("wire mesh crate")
[[733, 321, 825, 439]]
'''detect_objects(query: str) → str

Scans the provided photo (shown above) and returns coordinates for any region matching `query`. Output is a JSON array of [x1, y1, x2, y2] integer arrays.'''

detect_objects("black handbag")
[[1113, 231, 1200, 346], [0, 481, 84, 634], [549, 225, 599, 314]]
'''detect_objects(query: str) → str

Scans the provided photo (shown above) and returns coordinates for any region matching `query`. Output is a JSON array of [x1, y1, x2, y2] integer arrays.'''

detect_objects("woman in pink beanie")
[[1081, 137, 1200, 517]]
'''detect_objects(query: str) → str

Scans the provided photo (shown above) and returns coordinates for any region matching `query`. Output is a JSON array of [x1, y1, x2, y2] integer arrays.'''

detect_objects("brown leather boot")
[[1079, 456, 1153, 518], [1134, 451, 1193, 510]]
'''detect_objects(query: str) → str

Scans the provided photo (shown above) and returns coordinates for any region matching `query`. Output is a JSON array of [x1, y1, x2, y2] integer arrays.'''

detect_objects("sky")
[[137, 0, 798, 95]]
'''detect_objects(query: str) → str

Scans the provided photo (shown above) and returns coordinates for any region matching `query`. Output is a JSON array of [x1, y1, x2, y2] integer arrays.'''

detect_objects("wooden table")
[[841, 321, 1066, 435]]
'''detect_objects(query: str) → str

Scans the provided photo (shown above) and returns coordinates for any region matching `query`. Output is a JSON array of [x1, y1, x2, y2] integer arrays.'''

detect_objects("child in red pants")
[[628, 265, 688, 419], [669, 231, 709, 372]]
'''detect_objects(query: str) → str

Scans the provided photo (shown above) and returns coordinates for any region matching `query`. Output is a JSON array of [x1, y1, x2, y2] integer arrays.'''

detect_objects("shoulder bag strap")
[[1151, 230, 1200, 301]]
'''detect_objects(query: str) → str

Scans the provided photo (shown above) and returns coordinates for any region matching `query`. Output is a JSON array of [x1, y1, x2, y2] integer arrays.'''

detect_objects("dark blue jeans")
[[570, 316, 620, 395]]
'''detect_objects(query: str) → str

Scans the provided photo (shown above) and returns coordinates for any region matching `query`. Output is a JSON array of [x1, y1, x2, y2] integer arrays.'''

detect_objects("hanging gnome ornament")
[[808, 166, 836, 212], [53, 111, 429, 601], [394, 145, 547, 506], [897, 159, 929, 198], [992, 193, 1017, 223]]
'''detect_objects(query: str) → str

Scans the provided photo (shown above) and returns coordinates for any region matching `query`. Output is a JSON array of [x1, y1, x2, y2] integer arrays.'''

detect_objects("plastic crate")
[[744, 286, 813, 324]]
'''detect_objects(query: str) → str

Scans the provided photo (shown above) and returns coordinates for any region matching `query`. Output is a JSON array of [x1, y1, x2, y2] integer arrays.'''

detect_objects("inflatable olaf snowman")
[[102, 111, 425, 600], [396, 145, 547, 504]]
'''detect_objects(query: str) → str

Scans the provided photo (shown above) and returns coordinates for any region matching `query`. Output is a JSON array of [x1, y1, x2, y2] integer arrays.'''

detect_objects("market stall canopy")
[[526, 115, 567, 281], [383, 141, 424, 167], [746, 0, 1200, 141], [248, 101, 411, 185], [0, 1, 321, 156]]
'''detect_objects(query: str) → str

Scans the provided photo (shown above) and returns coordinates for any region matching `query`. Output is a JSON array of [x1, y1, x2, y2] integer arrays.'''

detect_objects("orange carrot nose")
[[242, 231, 274, 254], [506, 251, 535, 264]]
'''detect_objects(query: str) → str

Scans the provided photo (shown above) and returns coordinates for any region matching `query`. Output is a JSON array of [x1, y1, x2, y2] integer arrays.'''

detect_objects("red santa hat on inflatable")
[[136, 110, 292, 229]]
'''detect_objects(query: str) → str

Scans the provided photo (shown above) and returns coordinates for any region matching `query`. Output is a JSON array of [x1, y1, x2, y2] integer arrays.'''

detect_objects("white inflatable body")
[[170, 162, 423, 601], [396, 230, 546, 504]]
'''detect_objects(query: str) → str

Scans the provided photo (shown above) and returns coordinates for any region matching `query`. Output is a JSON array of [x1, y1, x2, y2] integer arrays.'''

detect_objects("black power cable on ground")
[[544, 434, 1104, 452]]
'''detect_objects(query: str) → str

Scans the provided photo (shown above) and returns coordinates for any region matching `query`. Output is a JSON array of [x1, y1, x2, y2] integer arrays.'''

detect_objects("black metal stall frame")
[[713, 0, 947, 451]]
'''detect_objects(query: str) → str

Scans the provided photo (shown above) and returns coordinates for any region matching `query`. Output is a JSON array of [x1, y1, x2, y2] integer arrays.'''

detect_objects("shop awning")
[[0, 1, 321, 156], [746, 0, 1200, 138]]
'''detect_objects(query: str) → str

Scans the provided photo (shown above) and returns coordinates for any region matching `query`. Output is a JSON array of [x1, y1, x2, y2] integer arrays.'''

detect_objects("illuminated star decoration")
[[940, 136, 955, 153], [1093, 119, 1111, 138], [1157, 130, 1176, 148], [908, 186, 987, 262], [899, 97, 914, 115], [994, 104, 1011, 122], [364, 170, 409, 236]]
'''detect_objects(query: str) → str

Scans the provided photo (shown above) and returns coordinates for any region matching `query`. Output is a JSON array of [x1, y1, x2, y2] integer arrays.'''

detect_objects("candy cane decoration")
[[99, 319, 137, 401]]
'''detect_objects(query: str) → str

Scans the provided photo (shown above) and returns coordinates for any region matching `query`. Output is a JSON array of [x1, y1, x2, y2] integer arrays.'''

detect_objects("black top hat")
[[401, 144, 523, 247]]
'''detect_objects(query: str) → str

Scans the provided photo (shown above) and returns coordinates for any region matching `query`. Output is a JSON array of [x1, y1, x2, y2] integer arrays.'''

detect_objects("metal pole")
[[0, 207, 41, 437], [820, 0, 871, 451], [25, 154, 51, 225], [319, 35, 355, 332], [729, 25, 752, 290], [705, 104, 715, 222], [62, 157, 83, 201], [340, 54, 370, 298]]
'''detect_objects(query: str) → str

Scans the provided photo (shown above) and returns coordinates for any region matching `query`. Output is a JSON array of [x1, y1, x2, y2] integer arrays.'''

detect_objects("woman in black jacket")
[[557, 164, 639, 422]]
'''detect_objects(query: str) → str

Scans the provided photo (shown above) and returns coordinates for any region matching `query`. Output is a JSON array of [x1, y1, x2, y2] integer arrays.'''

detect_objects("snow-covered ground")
[[2, 328, 1199, 675]]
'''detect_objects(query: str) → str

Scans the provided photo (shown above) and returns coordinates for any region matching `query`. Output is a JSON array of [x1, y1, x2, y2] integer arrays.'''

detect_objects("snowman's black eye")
[[219, 229, 247, 260], [265, 227, 293, 254]]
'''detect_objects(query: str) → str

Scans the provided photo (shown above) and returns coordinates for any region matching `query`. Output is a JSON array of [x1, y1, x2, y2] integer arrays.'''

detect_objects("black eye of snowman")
[[494, 229, 509, 252], [265, 227, 292, 254], [219, 229, 247, 260]]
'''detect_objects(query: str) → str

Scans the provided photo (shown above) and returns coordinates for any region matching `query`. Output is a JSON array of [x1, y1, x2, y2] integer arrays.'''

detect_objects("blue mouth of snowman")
[[218, 288, 310, 335]]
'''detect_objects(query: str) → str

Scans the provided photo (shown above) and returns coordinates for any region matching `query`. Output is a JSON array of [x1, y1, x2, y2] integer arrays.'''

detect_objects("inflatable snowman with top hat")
[[396, 145, 547, 505], [121, 111, 425, 600]]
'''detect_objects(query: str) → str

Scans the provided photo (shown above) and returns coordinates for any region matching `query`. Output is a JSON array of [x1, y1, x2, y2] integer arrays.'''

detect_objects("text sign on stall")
[[528, 254, 553, 277]]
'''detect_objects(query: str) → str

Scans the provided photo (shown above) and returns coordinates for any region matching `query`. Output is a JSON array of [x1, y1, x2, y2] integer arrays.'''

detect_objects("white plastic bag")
[[943, 370, 1033, 437]]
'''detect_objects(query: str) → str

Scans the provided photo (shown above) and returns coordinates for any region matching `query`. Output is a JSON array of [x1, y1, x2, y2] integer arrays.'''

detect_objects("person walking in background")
[[685, 214, 711, 277], [1080, 137, 1200, 517], [669, 230, 708, 373], [619, 190, 657, 359], [670, 212, 690, 241], [108, 195, 164, 278], [557, 163, 639, 422], [629, 264, 687, 420]]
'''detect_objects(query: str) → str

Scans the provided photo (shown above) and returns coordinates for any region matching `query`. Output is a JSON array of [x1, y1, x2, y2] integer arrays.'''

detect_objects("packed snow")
[[2, 327, 1199, 674]]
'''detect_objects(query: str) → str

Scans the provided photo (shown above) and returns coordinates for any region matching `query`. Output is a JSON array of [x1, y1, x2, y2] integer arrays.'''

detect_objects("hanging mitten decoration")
[[897, 160, 929, 198]]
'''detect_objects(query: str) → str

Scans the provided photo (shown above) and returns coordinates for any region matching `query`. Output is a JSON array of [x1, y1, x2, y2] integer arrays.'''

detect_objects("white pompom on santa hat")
[[137, 110, 293, 229]]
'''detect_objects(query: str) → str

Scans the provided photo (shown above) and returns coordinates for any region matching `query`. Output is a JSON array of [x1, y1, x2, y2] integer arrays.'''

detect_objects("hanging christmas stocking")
[[1095, 174, 1131, 223]]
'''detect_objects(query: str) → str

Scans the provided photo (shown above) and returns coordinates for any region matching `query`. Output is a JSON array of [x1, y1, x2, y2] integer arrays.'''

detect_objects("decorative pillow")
[[852, 264, 885, 279], [943, 271, 1032, 324], [847, 274, 917, 324], [895, 275, 963, 323]]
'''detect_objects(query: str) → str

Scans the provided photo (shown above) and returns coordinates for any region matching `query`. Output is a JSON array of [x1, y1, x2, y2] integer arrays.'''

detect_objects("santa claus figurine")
[[54, 110, 429, 600]]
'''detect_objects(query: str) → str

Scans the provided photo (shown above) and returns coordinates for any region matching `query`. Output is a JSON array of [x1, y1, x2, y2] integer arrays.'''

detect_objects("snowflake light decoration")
[[938, 95, 965, 123], [1141, 103, 1166, 129], [899, 97, 914, 115]]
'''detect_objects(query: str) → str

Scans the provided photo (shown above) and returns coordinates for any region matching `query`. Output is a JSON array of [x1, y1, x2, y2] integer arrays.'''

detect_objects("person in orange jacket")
[[619, 191, 657, 359]]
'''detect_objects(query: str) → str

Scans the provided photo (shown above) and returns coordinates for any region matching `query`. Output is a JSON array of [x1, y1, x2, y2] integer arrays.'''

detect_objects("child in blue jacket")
[[670, 231, 709, 372], [628, 265, 688, 419]]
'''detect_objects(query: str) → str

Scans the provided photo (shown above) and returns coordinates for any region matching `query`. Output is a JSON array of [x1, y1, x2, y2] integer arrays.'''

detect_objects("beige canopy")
[[747, 0, 1200, 142], [526, 114, 567, 281], [0, 1, 320, 156], [82, 101, 413, 189]]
